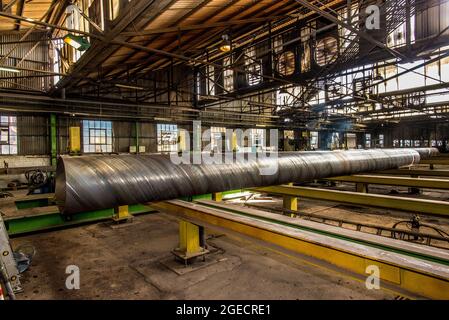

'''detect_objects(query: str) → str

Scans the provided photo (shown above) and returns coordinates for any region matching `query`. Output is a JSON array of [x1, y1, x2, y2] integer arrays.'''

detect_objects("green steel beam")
[[6, 190, 245, 236], [180, 189, 244, 202], [50, 114, 57, 167], [4, 203, 156, 236], [15, 197, 52, 210]]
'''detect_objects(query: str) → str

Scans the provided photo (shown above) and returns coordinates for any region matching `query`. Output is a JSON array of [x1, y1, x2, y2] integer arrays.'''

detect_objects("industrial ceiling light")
[[115, 83, 144, 90], [219, 34, 231, 52], [0, 67, 20, 73], [154, 117, 173, 122], [63, 34, 91, 51]]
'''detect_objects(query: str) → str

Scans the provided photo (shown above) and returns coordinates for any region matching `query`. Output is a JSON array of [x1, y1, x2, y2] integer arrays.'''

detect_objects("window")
[[394, 139, 400, 147], [379, 134, 385, 148], [245, 47, 262, 86], [157, 124, 178, 153], [206, 65, 215, 96], [365, 133, 371, 149], [223, 57, 233, 92], [109, 0, 121, 20], [0, 116, 17, 155], [210, 127, 226, 152], [250, 128, 265, 149], [331, 132, 340, 150], [82, 120, 113, 153], [300, 23, 315, 73], [338, 4, 359, 52], [310, 131, 319, 149]]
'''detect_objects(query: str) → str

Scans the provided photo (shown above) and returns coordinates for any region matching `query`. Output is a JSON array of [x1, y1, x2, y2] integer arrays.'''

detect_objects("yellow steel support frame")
[[254, 185, 449, 216], [212, 192, 223, 202], [113, 205, 132, 222], [377, 169, 449, 177], [283, 183, 298, 215], [174, 220, 208, 264], [328, 174, 449, 190], [179, 220, 201, 255], [153, 201, 449, 299]]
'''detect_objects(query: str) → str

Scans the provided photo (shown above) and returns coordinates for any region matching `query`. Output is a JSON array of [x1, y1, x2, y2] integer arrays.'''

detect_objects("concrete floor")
[[11, 212, 398, 300]]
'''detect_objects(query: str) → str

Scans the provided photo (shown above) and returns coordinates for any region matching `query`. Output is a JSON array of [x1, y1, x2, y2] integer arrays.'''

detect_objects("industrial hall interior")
[[1, 0, 449, 302]]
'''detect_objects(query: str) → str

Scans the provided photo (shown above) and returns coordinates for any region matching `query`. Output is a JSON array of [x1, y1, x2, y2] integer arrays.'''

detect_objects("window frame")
[[82, 120, 113, 153]]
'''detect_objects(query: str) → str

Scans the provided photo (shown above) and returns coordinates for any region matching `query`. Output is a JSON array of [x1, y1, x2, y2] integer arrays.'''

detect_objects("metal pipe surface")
[[56, 148, 437, 215]]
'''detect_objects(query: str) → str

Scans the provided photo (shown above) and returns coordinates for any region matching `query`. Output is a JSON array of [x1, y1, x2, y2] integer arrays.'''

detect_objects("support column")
[[69, 127, 81, 154], [212, 192, 223, 202], [283, 183, 298, 216], [173, 220, 208, 265], [356, 182, 368, 193], [113, 205, 133, 222], [50, 114, 57, 166], [135, 121, 140, 153]]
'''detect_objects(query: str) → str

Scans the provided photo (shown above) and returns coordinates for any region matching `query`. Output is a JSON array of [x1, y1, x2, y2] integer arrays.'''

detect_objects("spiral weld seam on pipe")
[[55, 148, 438, 215]]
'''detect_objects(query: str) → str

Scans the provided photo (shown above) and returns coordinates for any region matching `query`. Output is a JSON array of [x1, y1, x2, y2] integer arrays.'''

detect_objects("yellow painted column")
[[178, 130, 187, 152], [356, 182, 368, 193], [283, 183, 298, 215], [232, 131, 238, 152], [113, 205, 132, 222], [212, 192, 223, 202], [69, 127, 81, 154], [179, 220, 201, 255]]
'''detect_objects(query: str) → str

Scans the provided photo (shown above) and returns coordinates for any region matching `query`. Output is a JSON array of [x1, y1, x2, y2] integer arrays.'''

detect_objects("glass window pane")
[[9, 135, 17, 145], [1, 128, 9, 143], [9, 145, 17, 155]]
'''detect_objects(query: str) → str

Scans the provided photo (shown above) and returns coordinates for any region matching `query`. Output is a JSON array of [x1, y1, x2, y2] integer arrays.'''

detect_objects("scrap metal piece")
[[56, 148, 436, 215]]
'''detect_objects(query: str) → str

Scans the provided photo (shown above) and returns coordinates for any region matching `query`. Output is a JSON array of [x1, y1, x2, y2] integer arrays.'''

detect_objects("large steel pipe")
[[56, 148, 436, 215]]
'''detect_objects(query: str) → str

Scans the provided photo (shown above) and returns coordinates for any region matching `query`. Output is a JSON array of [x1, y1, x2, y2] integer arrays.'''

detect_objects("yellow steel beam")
[[153, 200, 449, 299], [377, 169, 449, 177], [327, 175, 449, 190], [253, 185, 449, 216]]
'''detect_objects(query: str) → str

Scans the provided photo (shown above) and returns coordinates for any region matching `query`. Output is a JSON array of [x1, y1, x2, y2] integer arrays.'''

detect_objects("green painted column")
[[50, 114, 57, 166]]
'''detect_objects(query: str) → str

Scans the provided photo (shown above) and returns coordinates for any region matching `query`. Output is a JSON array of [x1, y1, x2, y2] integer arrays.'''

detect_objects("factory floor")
[[11, 212, 399, 300]]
